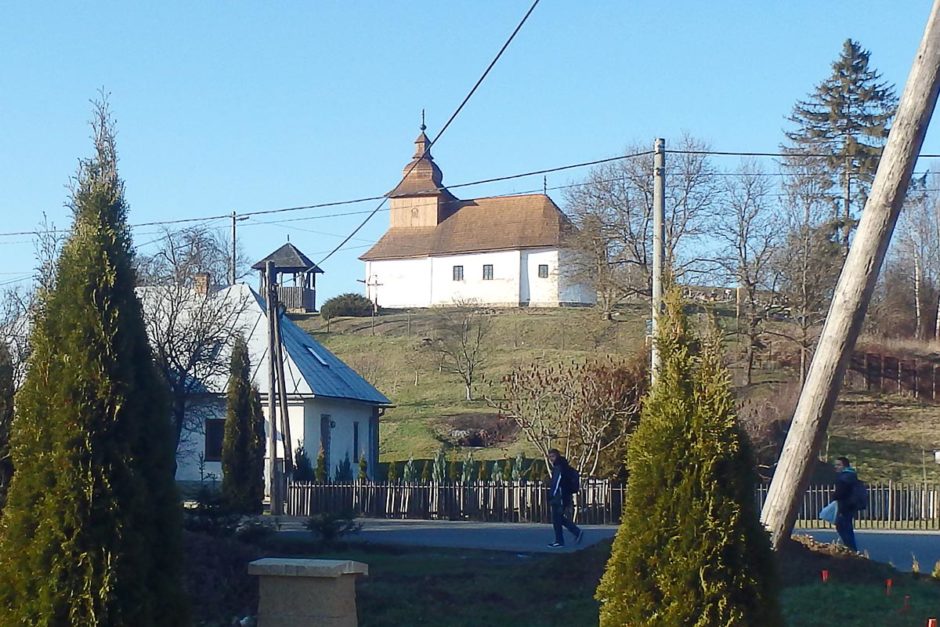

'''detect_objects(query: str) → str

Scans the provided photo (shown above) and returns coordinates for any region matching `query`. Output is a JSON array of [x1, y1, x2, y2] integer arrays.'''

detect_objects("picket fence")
[[286, 479, 940, 529]]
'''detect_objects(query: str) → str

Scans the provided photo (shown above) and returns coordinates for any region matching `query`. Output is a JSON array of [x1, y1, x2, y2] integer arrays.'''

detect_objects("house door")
[[320, 414, 332, 477]]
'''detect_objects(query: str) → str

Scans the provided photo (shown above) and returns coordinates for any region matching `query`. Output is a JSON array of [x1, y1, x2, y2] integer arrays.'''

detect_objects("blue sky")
[[1, 2, 938, 301]]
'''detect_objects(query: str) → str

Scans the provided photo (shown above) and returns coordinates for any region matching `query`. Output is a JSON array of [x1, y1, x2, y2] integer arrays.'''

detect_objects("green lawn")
[[238, 532, 940, 627]]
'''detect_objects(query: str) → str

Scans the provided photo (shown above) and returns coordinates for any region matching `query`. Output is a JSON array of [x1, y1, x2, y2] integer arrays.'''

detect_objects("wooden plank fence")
[[846, 352, 940, 401], [287, 480, 940, 529]]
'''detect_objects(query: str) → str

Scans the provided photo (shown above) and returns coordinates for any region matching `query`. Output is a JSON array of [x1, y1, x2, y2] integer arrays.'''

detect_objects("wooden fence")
[[846, 352, 940, 400], [287, 480, 940, 529]]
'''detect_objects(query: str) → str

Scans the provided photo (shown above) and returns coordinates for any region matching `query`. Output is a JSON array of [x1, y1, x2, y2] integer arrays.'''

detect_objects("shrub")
[[315, 448, 327, 482], [183, 487, 241, 538], [320, 292, 374, 321], [293, 444, 316, 482], [304, 510, 363, 546], [335, 452, 354, 482], [596, 288, 781, 626], [182, 531, 262, 627], [387, 461, 399, 483], [358, 453, 369, 481]]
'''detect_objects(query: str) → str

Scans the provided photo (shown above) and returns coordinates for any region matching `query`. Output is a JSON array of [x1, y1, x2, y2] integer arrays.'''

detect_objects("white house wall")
[[304, 397, 376, 479], [430, 250, 521, 306], [366, 258, 432, 308]]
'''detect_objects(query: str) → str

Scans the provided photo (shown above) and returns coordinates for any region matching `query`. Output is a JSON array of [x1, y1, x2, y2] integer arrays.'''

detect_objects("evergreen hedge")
[[320, 292, 374, 320], [221, 335, 265, 514], [596, 289, 781, 626], [0, 102, 187, 625]]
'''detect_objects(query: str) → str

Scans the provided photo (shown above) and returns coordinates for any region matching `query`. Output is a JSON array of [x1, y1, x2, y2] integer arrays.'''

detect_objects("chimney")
[[194, 272, 211, 296]]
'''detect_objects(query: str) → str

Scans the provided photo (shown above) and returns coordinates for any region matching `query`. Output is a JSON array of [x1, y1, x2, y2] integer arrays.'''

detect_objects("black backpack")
[[851, 480, 868, 511], [564, 465, 581, 495]]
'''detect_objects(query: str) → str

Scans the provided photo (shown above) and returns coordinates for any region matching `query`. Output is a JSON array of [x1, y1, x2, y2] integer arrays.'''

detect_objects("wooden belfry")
[[252, 243, 325, 313]]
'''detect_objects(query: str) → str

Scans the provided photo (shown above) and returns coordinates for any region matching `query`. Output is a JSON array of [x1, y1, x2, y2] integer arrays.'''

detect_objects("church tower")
[[386, 114, 458, 227]]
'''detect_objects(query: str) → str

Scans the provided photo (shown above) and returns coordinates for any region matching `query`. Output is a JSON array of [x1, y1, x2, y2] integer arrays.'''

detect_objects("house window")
[[538, 264, 549, 278], [205, 419, 225, 462], [452, 265, 464, 281], [353, 422, 360, 462], [482, 264, 494, 280]]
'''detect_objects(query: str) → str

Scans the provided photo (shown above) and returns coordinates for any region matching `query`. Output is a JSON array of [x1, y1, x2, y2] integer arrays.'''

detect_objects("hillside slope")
[[292, 307, 940, 482]]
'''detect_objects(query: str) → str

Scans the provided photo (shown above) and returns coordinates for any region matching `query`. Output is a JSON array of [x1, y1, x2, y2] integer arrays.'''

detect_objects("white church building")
[[360, 126, 596, 308]]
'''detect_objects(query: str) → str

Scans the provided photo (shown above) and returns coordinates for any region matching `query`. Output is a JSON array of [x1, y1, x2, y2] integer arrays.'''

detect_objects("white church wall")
[[366, 258, 433, 308], [430, 250, 521, 306], [520, 248, 560, 306], [558, 248, 597, 305]]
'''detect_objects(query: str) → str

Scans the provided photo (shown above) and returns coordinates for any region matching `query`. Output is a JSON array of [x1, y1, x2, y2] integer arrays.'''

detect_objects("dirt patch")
[[777, 535, 899, 587], [443, 412, 518, 447]]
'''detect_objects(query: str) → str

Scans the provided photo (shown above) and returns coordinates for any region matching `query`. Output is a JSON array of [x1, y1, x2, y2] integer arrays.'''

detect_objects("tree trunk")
[[914, 248, 924, 338]]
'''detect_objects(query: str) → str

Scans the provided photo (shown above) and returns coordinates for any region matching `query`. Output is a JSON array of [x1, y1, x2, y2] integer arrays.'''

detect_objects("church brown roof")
[[360, 194, 575, 261]]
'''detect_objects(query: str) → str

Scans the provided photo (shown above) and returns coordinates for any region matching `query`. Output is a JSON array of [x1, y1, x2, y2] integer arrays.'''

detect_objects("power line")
[[315, 0, 543, 266], [2, 144, 936, 241]]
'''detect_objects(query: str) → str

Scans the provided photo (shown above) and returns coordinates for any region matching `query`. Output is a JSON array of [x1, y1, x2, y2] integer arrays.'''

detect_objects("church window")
[[483, 264, 494, 280], [453, 265, 464, 281], [538, 264, 549, 278]]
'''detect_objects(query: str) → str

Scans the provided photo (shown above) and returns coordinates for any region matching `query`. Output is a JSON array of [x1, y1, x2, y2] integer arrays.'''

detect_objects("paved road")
[[278, 518, 940, 568], [279, 518, 618, 553]]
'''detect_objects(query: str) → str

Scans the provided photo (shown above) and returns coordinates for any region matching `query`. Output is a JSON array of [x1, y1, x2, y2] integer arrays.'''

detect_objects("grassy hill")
[[292, 306, 940, 483]]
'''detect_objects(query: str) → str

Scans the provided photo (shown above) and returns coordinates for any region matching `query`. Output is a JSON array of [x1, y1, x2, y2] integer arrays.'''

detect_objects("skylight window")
[[306, 345, 329, 367]]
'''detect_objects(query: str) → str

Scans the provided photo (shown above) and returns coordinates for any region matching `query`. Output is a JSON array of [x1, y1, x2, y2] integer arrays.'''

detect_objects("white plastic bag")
[[819, 501, 837, 524]]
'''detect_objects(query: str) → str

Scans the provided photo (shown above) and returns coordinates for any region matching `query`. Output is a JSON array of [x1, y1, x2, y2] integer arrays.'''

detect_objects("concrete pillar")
[[248, 558, 369, 627]]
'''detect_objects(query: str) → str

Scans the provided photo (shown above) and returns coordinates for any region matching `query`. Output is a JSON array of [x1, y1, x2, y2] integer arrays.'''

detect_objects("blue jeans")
[[551, 502, 581, 545], [835, 511, 857, 551]]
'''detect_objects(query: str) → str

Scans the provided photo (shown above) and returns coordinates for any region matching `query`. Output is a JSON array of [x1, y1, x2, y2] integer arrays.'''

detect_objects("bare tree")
[[892, 174, 940, 339], [489, 357, 646, 477], [768, 165, 843, 383], [711, 162, 782, 384], [430, 300, 490, 401], [137, 226, 251, 460], [137, 224, 250, 288], [563, 134, 721, 316]]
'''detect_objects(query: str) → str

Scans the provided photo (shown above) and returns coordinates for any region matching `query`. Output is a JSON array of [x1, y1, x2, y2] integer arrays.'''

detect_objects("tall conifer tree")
[[221, 335, 265, 513], [784, 39, 897, 247], [596, 289, 780, 626], [0, 99, 187, 625]]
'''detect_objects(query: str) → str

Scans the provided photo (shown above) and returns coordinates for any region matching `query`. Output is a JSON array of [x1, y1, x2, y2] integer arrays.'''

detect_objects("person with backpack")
[[546, 448, 583, 548], [832, 456, 863, 551]]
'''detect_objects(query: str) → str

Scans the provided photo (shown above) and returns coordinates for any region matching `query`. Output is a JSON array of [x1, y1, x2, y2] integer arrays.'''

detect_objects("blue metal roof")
[[253, 290, 390, 406]]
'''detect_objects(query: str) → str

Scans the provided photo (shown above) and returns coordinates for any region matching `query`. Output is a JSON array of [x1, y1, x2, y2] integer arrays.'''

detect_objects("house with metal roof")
[[360, 125, 596, 308], [169, 282, 390, 486]]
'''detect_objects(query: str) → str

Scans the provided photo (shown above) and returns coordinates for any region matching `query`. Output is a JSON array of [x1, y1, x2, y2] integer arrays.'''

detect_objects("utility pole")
[[761, 1, 940, 549], [358, 275, 382, 335], [651, 138, 665, 384], [272, 302, 293, 475], [230, 212, 248, 285], [231, 211, 237, 285], [265, 261, 281, 515]]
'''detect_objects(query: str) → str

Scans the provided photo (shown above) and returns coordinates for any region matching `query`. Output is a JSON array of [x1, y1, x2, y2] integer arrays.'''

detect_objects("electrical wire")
[[314, 0, 543, 266]]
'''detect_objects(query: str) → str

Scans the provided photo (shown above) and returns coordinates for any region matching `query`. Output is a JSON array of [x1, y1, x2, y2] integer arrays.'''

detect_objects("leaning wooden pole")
[[761, 0, 940, 549]]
